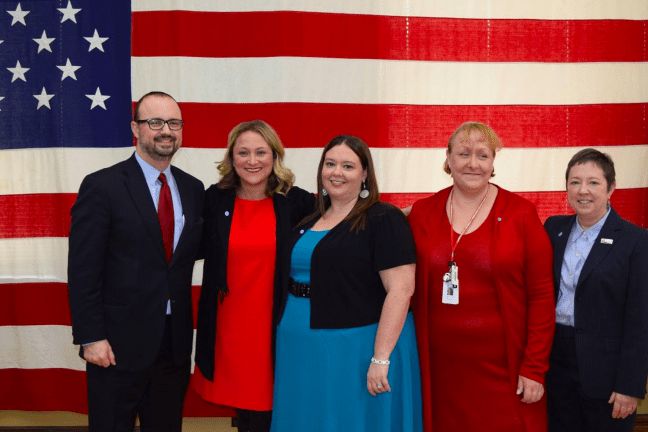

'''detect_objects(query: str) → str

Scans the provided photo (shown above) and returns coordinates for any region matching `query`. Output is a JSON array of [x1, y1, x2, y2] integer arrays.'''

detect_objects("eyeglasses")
[[136, 118, 184, 131]]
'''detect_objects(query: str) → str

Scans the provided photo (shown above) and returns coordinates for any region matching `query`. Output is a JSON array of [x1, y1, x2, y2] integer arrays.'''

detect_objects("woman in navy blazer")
[[544, 148, 648, 432]]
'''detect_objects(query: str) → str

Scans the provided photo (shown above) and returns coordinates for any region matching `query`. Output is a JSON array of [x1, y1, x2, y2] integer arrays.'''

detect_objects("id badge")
[[442, 279, 459, 304]]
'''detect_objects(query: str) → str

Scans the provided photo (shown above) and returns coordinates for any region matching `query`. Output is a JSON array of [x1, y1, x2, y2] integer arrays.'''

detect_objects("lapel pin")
[[601, 238, 613, 244], [558, 232, 563, 237], [224, 211, 230, 216]]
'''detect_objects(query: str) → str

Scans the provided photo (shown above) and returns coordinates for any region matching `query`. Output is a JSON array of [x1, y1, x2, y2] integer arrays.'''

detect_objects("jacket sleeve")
[[67, 175, 111, 345], [614, 226, 648, 398], [518, 206, 556, 384]]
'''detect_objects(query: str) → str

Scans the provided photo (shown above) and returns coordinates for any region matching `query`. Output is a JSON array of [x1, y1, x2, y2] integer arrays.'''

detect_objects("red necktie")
[[158, 173, 174, 263]]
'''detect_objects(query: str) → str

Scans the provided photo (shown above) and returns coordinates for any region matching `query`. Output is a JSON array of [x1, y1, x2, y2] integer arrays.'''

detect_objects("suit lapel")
[[170, 167, 195, 264], [216, 189, 236, 263], [551, 216, 575, 293], [577, 209, 621, 288], [123, 155, 167, 262]]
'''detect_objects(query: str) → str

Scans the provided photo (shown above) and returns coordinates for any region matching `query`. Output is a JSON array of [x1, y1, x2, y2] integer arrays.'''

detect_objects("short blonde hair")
[[217, 120, 295, 196], [443, 121, 503, 174]]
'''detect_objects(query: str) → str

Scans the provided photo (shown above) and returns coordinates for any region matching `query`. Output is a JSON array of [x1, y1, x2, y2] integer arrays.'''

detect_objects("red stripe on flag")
[[0, 283, 71, 326], [382, 188, 648, 228], [177, 103, 648, 149], [132, 11, 647, 62], [3, 190, 647, 241], [1, 284, 203, 327], [0, 194, 76, 239], [0, 368, 235, 417], [0, 369, 89, 412]]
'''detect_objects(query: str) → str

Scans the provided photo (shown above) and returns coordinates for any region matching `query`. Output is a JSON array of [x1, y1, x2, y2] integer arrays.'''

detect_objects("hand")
[[609, 392, 637, 419], [516, 375, 544, 403], [367, 362, 391, 396], [83, 339, 116, 367]]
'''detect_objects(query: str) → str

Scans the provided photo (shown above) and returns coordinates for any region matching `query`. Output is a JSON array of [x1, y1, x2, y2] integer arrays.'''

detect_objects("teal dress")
[[271, 229, 423, 432]]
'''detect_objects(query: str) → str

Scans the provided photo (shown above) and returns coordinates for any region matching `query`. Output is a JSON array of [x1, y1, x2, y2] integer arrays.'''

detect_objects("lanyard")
[[448, 184, 490, 263]]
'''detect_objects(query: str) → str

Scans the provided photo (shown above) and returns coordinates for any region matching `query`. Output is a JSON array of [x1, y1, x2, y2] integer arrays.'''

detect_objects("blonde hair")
[[217, 120, 295, 196], [443, 121, 503, 175]]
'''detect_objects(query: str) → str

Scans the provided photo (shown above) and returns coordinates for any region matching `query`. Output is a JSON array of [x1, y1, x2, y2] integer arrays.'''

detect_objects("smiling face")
[[131, 95, 183, 165], [321, 143, 367, 204], [232, 130, 274, 193], [567, 161, 615, 228], [446, 129, 495, 193]]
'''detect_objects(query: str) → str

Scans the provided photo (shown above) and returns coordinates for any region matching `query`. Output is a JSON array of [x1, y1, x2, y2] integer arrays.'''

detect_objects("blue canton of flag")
[[0, 0, 131, 149]]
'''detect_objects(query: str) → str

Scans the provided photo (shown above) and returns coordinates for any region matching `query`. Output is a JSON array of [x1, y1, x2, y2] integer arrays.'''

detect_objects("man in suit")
[[68, 91, 204, 432], [544, 148, 648, 432]]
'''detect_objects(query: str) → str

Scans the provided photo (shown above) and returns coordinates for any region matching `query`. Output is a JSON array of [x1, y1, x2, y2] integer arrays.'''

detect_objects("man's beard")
[[142, 134, 179, 161]]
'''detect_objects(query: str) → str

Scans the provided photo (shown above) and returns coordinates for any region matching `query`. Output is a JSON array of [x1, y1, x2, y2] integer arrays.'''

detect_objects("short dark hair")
[[133, 91, 178, 121], [565, 148, 616, 191]]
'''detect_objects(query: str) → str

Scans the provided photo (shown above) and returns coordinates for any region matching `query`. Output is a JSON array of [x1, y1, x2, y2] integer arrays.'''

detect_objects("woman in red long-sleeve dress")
[[407, 122, 555, 432]]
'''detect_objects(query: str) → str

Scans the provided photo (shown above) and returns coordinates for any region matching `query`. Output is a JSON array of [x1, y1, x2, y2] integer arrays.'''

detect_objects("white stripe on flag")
[[0, 325, 200, 372], [132, 57, 648, 106], [0, 236, 205, 286], [0, 325, 85, 371], [2, 146, 647, 196], [131, 0, 648, 20]]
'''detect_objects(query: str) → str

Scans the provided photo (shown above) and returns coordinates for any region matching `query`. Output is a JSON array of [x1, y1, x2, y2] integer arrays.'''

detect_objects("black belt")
[[289, 279, 311, 298]]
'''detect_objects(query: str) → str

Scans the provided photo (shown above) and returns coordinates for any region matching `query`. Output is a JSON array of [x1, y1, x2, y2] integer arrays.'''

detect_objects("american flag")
[[1, 0, 647, 418]]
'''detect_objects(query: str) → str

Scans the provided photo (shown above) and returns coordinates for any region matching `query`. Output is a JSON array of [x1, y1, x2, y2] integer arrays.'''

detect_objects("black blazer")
[[544, 209, 648, 399], [68, 154, 204, 372], [194, 185, 315, 381]]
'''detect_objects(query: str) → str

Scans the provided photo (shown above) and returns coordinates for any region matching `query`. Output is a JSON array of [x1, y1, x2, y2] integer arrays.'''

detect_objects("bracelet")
[[371, 357, 390, 365]]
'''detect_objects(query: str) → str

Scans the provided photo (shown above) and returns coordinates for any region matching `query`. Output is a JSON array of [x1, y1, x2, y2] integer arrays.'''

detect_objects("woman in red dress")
[[193, 120, 314, 432], [407, 122, 555, 432]]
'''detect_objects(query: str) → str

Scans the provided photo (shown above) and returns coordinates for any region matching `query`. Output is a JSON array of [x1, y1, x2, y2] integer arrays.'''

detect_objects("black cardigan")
[[275, 202, 416, 330], [194, 185, 315, 381]]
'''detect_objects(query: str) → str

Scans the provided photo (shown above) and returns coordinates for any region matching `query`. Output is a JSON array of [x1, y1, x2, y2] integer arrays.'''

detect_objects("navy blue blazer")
[[544, 208, 648, 399], [68, 153, 204, 372]]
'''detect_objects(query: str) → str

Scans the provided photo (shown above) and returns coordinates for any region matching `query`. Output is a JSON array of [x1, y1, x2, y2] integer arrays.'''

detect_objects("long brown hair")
[[300, 135, 380, 233]]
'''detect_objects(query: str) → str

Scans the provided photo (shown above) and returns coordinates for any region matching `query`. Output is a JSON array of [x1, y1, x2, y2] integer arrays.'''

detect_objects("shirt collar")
[[570, 207, 611, 241], [134, 151, 172, 187]]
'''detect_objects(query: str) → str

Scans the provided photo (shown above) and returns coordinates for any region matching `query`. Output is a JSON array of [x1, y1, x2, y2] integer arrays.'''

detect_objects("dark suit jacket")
[[544, 209, 648, 399], [68, 153, 204, 372], [194, 185, 314, 381]]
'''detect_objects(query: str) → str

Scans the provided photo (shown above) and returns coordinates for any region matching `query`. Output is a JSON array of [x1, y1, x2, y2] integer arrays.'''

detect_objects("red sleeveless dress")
[[193, 197, 276, 411]]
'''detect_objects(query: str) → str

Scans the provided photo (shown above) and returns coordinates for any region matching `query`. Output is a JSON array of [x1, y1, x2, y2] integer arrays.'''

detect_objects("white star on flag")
[[33, 31, 56, 53], [84, 29, 109, 52], [7, 60, 29, 83], [57, 58, 81, 81], [7, 3, 30, 26], [0, 96, 4, 111], [86, 88, 110, 110], [57, 1, 81, 24], [33, 88, 55, 110]]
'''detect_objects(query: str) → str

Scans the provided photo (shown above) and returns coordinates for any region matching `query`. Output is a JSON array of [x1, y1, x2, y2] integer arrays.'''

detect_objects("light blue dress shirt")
[[135, 152, 184, 314], [556, 208, 610, 326]]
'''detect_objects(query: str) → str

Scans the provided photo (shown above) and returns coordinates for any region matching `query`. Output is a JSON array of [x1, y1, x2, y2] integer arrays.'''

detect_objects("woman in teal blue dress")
[[270, 135, 423, 432]]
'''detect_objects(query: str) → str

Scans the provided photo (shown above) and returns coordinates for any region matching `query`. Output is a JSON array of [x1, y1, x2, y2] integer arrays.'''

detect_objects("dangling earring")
[[359, 181, 369, 199], [490, 167, 496, 178], [322, 188, 328, 196]]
